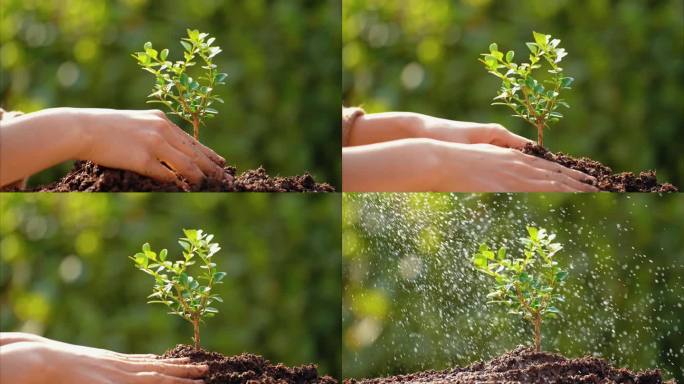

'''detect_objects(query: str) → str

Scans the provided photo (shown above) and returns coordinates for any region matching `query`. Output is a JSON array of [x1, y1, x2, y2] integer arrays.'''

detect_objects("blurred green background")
[[0, 0, 341, 188], [343, 0, 684, 187], [342, 193, 684, 381], [0, 193, 341, 378]]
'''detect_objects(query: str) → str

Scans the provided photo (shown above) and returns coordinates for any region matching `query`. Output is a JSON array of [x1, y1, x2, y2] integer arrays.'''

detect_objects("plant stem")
[[192, 316, 200, 350], [192, 115, 199, 140], [536, 121, 543, 147], [533, 312, 542, 352]]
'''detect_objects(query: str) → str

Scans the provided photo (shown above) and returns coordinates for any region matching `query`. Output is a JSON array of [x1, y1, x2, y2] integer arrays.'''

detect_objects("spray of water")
[[342, 193, 683, 380]]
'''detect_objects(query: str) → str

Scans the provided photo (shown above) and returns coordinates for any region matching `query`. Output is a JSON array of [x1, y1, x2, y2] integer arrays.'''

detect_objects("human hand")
[[75, 108, 229, 186], [347, 111, 531, 149], [416, 114, 532, 148], [0, 339, 207, 384], [440, 142, 598, 192], [0, 108, 231, 187]]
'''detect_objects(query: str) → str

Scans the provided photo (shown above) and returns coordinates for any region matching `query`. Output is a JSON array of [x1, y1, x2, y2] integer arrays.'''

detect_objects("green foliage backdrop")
[[0, 0, 341, 188], [0, 193, 341, 378], [343, 0, 684, 187], [343, 193, 684, 381]]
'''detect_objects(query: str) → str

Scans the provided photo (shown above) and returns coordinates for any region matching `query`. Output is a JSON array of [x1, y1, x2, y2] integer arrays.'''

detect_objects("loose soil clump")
[[5, 161, 334, 192], [345, 346, 675, 384], [522, 143, 677, 192], [163, 344, 337, 384]]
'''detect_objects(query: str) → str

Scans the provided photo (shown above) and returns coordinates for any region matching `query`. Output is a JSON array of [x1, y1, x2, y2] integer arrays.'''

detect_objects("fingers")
[[139, 158, 185, 187], [153, 114, 227, 180], [512, 163, 598, 192], [130, 371, 205, 384], [149, 109, 226, 167], [516, 151, 597, 184], [487, 124, 533, 149], [154, 145, 207, 185], [118, 360, 208, 378]]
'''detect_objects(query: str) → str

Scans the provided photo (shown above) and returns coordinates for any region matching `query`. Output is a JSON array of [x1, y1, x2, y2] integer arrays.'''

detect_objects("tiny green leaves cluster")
[[479, 32, 573, 146], [131, 229, 225, 348], [132, 29, 228, 140], [472, 226, 567, 351]]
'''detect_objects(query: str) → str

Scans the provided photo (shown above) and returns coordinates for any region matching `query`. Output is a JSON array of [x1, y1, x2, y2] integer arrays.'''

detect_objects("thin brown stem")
[[192, 316, 200, 350], [533, 312, 542, 352]]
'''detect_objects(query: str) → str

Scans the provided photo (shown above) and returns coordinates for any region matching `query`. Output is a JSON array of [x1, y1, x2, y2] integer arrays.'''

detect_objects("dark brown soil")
[[345, 346, 676, 384], [4, 161, 334, 192], [162, 344, 337, 384], [522, 143, 677, 192]]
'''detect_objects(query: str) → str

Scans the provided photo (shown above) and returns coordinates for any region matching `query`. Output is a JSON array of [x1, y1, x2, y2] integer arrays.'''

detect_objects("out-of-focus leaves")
[[343, 0, 684, 186], [0, 193, 341, 378], [0, 0, 341, 188], [342, 193, 684, 381]]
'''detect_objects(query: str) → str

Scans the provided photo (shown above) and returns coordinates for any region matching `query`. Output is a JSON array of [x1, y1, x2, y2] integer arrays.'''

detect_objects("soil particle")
[[8, 161, 334, 192], [162, 344, 337, 384], [345, 347, 675, 384], [521, 143, 677, 192]]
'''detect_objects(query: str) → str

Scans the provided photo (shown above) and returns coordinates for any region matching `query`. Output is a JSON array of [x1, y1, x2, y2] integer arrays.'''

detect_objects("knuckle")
[[143, 131, 165, 146]]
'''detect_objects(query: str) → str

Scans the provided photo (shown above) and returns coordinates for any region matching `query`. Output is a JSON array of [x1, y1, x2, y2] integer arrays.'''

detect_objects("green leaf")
[[160, 49, 169, 61], [561, 77, 574, 88], [205, 307, 219, 314], [555, 271, 568, 282], [497, 247, 506, 260], [525, 42, 538, 54], [180, 40, 192, 52], [159, 249, 168, 262], [489, 43, 498, 53], [179, 73, 189, 86], [473, 253, 487, 269], [214, 73, 228, 83], [505, 50, 514, 63], [213, 271, 226, 282], [145, 48, 158, 59], [144, 41, 152, 50], [533, 31, 548, 47]]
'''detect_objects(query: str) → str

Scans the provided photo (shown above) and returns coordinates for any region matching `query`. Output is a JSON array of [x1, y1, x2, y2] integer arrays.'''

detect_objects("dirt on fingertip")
[[345, 346, 676, 384], [521, 143, 677, 192], [162, 344, 337, 384], [3, 161, 334, 192]]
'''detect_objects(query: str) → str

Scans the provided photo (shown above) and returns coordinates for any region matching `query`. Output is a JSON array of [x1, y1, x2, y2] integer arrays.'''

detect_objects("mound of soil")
[[346, 346, 675, 384], [6, 161, 334, 192], [162, 344, 336, 384], [522, 143, 677, 192]]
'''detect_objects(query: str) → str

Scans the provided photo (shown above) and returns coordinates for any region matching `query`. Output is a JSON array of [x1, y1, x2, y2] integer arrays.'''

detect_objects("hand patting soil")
[[522, 143, 677, 192], [162, 344, 337, 384], [7, 161, 334, 192], [345, 346, 675, 384]]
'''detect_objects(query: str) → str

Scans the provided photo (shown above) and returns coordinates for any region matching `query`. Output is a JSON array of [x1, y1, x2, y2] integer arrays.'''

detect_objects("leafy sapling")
[[472, 226, 568, 352], [133, 29, 228, 140], [131, 229, 226, 350], [479, 31, 574, 147]]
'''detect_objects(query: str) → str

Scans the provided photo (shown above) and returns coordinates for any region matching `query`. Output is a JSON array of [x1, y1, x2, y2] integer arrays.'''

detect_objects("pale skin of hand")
[[0, 108, 229, 188], [0, 333, 207, 384], [342, 112, 598, 192]]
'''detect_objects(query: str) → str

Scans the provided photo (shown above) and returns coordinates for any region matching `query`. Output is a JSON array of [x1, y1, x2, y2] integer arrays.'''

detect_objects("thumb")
[[490, 128, 533, 149]]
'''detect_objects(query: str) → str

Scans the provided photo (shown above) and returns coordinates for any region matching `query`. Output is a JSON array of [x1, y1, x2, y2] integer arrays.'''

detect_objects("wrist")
[[52, 107, 94, 160]]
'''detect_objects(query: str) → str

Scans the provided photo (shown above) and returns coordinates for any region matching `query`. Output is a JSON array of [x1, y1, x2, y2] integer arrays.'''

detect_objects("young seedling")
[[472, 226, 567, 352], [479, 31, 574, 147], [131, 229, 226, 350], [132, 29, 228, 140]]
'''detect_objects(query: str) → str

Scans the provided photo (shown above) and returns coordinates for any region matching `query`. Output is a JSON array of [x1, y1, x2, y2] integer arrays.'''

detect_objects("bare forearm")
[[342, 138, 451, 191], [346, 111, 513, 147], [347, 112, 425, 146], [0, 342, 46, 384], [0, 108, 88, 186]]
